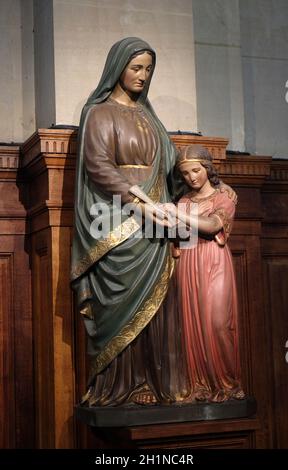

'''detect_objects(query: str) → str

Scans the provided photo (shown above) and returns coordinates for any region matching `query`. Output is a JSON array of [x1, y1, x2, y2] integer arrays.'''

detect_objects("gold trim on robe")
[[88, 253, 175, 379], [117, 164, 152, 168], [71, 171, 164, 280]]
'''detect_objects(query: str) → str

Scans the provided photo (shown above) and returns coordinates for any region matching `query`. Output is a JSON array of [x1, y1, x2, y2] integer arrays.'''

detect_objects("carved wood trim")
[[0, 146, 20, 170], [219, 156, 271, 178], [170, 134, 229, 160], [269, 160, 288, 182], [231, 247, 253, 395], [21, 129, 78, 168]]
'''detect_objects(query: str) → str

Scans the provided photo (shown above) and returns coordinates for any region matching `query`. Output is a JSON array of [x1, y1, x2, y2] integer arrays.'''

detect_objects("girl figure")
[[172, 145, 245, 403]]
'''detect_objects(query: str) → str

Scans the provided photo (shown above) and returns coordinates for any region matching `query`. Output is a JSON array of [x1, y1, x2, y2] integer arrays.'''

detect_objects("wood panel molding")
[[94, 417, 260, 449], [0, 145, 34, 448], [219, 155, 271, 183], [0, 145, 20, 169], [0, 253, 15, 448], [21, 128, 78, 169], [262, 257, 288, 448], [170, 134, 229, 160]]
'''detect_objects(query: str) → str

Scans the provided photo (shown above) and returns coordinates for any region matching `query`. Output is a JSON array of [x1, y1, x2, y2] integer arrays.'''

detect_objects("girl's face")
[[180, 161, 208, 190], [120, 52, 153, 95]]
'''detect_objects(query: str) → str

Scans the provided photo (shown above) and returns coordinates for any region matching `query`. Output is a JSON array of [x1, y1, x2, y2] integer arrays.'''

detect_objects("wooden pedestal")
[[88, 418, 260, 449]]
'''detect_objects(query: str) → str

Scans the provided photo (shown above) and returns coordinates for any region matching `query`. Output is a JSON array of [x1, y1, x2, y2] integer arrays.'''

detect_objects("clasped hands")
[[135, 199, 211, 228]]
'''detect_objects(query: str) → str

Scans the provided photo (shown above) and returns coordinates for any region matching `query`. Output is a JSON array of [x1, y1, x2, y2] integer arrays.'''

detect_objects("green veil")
[[71, 37, 178, 383]]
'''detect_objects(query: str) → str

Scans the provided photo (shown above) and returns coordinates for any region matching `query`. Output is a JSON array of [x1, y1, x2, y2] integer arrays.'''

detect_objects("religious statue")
[[70, 37, 189, 406], [166, 144, 245, 402], [71, 37, 246, 412]]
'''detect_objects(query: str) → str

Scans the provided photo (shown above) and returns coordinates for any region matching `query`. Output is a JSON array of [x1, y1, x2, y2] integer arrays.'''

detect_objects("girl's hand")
[[157, 203, 180, 229], [159, 202, 178, 216]]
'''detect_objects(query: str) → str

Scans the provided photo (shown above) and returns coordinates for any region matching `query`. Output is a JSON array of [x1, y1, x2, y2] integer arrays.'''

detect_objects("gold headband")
[[177, 158, 211, 167]]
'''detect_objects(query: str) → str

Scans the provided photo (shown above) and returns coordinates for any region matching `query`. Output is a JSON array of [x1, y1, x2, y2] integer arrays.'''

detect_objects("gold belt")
[[117, 164, 152, 169]]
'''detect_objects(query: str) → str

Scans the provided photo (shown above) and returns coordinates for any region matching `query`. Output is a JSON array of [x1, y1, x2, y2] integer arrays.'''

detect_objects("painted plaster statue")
[[70, 37, 189, 406], [167, 145, 245, 402]]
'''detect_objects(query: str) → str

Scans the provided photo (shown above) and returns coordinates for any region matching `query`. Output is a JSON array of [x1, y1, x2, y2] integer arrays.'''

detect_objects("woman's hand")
[[159, 202, 177, 216], [219, 182, 238, 204], [138, 202, 178, 228], [158, 203, 179, 228]]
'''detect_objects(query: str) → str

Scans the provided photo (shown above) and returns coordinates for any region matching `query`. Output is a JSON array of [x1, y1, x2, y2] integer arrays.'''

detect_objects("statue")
[[165, 145, 245, 402], [70, 36, 248, 419], [70, 37, 189, 406]]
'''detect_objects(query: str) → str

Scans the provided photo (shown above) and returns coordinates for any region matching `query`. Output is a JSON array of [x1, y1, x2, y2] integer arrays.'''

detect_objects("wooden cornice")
[[266, 159, 288, 184], [17, 129, 288, 223], [0, 145, 20, 167], [218, 155, 272, 186], [0, 145, 20, 180], [170, 134, 229, 160], [21, 128, 78, 169]]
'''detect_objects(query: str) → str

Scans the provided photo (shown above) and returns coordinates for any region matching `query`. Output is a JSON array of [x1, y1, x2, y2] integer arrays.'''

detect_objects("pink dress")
[[176, 188, 244, 402]]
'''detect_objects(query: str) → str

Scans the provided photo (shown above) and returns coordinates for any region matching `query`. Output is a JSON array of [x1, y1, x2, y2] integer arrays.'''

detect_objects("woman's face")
[[120, 52, 153, 95], [180, 161, 208, 190]]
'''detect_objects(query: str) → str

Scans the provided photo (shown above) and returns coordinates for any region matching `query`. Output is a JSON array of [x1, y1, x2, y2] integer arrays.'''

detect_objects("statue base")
[[75, 396, 256, 428]]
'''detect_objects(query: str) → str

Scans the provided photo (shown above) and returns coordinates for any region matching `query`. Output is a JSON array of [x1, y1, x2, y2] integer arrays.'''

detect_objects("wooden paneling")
[[231, 244, 251, 394], [263, 257, 288, 448], [1, 131, 287, 448], [21, 132, 76, 448], [32, 231, 54, 447], [91, 418, 260, 449], [0, 145, 34, 448], [230, 234, 271, 447], [0, 253, 15, 448], [51, 226, 75, 448], [261, 160, 288, 448]]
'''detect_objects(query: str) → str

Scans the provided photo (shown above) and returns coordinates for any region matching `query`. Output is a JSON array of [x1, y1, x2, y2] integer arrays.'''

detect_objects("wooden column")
[[21, 130, 78, 448]]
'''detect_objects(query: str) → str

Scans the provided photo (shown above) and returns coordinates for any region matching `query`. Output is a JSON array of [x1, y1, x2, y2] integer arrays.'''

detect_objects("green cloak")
[[71, 37, 178, 384]]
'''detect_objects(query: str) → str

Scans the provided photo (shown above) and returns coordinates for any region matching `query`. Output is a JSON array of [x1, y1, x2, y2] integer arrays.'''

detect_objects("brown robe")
[[82, 98, 189, 405]]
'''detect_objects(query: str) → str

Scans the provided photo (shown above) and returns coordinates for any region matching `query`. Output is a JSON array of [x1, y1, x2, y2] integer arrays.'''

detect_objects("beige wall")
[[192, 0, 245, 151], [0, 0, 197, 140], [0, 0, 35, 142], [0, 0, 287, 158], [240, 0, 288, 157], [52, 0, 198, 131], [34, 0, 55, 129]]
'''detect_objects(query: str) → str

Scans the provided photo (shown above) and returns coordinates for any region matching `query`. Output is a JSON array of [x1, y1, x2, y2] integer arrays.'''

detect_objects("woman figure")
[[71, 37, 188, 406], [171, 145, 245, 402]]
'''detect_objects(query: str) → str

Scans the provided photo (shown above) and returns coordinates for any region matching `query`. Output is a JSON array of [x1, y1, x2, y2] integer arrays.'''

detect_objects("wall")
[[0, 0, 35, 143], [239, 0, 288, 157], [192, 0, 245, 151], [34, 0, 56, 129], [0, 0, 287, 158], [52, 0, 198, 131]]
